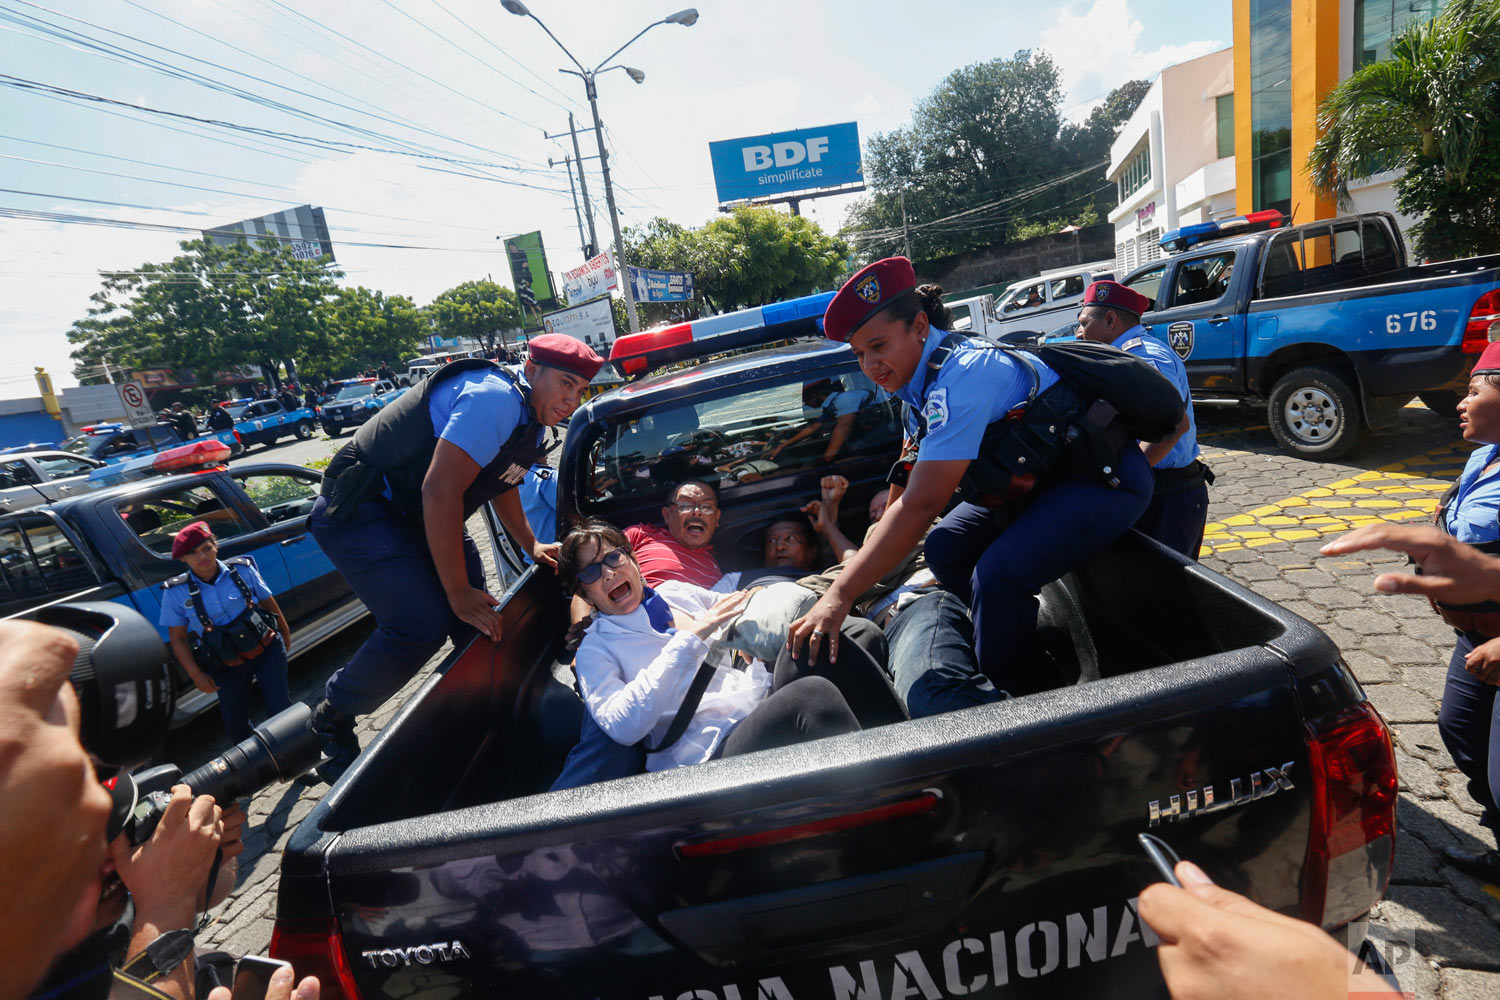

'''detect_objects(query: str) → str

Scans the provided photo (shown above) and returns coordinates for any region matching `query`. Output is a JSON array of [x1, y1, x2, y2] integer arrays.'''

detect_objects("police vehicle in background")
[[63, 420, 242, 464], [271, 292, 1398, 1000], [221, 396, 319, 450], [0, 440, 365, 723], [318, 378, 405, 437], [1121, 210, 1500, 458]]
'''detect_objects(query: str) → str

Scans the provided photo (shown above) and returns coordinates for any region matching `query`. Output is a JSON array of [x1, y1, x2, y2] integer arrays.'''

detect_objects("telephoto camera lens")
[[23, 602, 175, 769], [179, 701, 323, 803]]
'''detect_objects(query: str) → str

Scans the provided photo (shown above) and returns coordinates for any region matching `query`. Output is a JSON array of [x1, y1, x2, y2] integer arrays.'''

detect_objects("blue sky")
[[0, 0, 1229, 398]]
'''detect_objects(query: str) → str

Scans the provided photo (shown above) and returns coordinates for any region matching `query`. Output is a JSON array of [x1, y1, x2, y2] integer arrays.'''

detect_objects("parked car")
[[318, 378, 403, 436], [1120, 210, 1500, 458], [273, 291, 1397, 1000], [0, 455, 365, 723], [0, 450, 106, 514], [988, 261, 1117, 338]]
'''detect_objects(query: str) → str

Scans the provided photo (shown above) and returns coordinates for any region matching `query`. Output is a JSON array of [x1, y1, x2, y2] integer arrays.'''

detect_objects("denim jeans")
[[309, 496, 483, 717], [206, 637, 291, 743], [922, 452, 1152, 690], [884, 590, 1003, 718], [1440, 632, 1500, 844]]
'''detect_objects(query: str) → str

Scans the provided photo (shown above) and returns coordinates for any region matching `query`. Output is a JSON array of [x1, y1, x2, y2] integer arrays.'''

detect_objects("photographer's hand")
[[207, 962, 319, 1000]]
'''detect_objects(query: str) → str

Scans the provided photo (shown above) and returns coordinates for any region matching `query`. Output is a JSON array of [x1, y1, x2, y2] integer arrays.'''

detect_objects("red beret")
[[1474, 340, 1500, 375], [170, 520, 214, 560], [528, 333, 603, 380], [1083, 280, 1152, 319], [824, 257, 917, 342]]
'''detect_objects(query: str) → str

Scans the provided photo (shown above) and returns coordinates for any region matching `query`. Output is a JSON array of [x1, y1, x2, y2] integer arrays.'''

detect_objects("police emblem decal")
[[923, 387, 950, 432], [1167, 321, 1194, 360], [1095, 283, 1111, 302], [855, 275, 881, 304]]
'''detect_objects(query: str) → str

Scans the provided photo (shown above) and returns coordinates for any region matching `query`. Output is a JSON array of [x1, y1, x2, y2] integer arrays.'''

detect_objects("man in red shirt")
[[623, 480, 723, 588]]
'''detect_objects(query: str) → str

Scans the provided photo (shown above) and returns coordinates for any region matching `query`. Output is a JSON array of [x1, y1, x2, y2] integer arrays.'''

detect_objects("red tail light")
[[1462, 288, 1500, 352], [270, 917, 361, 1000], [674, 791, 941, 860], [1300, 701, 1398, 927]]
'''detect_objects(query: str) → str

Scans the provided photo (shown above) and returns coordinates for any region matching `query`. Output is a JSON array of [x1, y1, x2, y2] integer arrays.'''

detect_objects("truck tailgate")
[[320, 647, 1316, 1000]]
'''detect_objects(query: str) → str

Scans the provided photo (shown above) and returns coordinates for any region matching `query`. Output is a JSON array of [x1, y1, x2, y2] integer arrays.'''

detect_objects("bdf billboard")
[[708, 122, 862, 204]]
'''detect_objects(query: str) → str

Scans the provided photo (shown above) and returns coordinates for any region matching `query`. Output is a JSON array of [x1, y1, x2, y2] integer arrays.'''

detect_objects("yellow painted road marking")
[[1202, 441, 1474, 554]]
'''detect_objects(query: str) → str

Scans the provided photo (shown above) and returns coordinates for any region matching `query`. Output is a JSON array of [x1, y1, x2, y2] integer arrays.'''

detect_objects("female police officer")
[[789, 257, 1155, 710], [160, 520, 293, 742], [307, 334, 603, 780]]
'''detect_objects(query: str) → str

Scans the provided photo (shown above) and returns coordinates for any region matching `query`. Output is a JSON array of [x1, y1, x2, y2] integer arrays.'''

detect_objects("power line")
[[421, 0, 587, 114]]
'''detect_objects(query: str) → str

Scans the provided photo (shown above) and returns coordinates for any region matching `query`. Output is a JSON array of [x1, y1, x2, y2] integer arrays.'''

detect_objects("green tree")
[[427, 279, 523, 352], [616, 208, 850, 326], [68, 238, 342, 385], [1308, 0, 1500, 259], [843, 57, 1146, 266], [303, 286, 426, 379]]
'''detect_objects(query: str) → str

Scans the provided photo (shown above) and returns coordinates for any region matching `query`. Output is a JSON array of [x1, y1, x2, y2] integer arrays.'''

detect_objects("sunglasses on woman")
[[577, 547, 629, 585]]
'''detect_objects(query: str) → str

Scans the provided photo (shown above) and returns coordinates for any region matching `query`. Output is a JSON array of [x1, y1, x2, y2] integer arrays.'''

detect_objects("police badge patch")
[[855, 275, 882, 304], [922, 387, 950, 433], [1167, 321, 1194, 360]]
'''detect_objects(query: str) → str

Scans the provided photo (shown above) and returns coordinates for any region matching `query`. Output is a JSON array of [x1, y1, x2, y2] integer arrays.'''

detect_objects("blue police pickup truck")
[[272, 294, 1399, 1000], [1118, 211, 1500, 458], [63, 420, 241, 464], [0, 456, 364, 723], [318, 378, 404, 437], [221, 397, 319, 450]]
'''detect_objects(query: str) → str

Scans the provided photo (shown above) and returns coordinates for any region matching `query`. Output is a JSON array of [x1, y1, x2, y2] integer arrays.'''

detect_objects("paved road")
[[176, 410, 1500, 996]]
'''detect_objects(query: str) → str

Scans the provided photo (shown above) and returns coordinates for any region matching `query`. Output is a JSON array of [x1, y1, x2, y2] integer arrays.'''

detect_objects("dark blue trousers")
[[1440, 632, 1500, 844], [309, 496, 483, 717], [1135, 481, 1210, 561], [923, 450, 1153, 688], [206, 637, 291, 743]]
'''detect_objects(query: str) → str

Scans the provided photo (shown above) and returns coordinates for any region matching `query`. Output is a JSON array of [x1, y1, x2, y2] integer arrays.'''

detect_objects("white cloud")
[[1039, 0, 1225, 120]]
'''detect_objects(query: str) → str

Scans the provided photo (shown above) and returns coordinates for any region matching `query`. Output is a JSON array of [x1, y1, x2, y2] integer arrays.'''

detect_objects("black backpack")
[[1005, 339, 1184, 442]]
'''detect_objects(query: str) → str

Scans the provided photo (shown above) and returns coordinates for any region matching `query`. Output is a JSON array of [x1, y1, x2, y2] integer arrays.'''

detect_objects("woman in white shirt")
[[560, 520, 860, 771]]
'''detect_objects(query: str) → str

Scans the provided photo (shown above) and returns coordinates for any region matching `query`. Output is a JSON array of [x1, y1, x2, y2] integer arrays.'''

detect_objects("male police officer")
[[1076, 280, 1211, 560], [307, 334, 603, 781]]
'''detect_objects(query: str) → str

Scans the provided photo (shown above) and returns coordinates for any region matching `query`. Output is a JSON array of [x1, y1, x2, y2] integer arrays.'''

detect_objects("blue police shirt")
[[1111, 325, 1199, 470], [426, 368, 539, 466], [159, 557, 273, 637], [895, 327, 1059, 462], [519, 464, 558, 557], [1444, 443, 1500, 544]]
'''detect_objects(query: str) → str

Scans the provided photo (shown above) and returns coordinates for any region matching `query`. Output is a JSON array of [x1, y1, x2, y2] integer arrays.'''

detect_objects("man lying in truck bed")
[[273, 291, 1401, 1000]]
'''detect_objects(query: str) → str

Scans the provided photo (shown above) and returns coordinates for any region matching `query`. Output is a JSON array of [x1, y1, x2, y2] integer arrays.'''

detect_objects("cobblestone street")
[[178, 402, 1500, 997]]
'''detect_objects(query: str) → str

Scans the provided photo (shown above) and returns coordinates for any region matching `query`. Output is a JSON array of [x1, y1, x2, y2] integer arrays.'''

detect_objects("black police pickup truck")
[[273, 295, 1399, 1000]]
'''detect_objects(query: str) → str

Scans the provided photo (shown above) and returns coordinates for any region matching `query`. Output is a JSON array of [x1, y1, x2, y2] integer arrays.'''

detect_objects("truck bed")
[[277, 530, 1386, 999]]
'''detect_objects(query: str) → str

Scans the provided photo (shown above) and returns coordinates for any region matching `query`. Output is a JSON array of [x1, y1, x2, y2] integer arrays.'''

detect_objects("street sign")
[[561, 252, 618, 304], [708, 122, 863, 205], [541, 296, 617, 352], [117, 380, 157, 429], [626, 266, 695, 303]]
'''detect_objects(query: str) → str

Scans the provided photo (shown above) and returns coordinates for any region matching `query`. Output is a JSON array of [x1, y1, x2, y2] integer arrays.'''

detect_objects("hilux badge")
[[1148, 761, 1295, 827]]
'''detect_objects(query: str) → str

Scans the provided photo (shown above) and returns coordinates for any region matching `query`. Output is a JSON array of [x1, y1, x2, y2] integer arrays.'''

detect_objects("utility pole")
[[584, 76, 639, 333], [899, 187, 912, 260], [544, 114, 600, 258], [550, 153, 589, 257]]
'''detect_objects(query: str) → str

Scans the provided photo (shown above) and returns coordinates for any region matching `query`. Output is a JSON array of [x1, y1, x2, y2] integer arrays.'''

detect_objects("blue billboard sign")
[[708, 122, 862, 204], [627, 266, 695, 303]]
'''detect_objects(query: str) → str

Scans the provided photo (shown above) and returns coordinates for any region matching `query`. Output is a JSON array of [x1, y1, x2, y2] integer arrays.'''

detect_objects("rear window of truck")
[[583, 371, 902, 508]]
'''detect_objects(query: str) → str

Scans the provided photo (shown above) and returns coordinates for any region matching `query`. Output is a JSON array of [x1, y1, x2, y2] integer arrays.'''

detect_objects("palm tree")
[[1307, 0, 1500, 258]]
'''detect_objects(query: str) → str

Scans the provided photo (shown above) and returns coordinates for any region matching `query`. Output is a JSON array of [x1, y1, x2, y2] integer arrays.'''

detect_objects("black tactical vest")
[[321, 358, 548, 524]]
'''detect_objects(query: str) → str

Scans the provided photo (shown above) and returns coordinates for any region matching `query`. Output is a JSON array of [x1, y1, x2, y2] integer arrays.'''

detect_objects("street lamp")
[[500, 2, 699, 333]]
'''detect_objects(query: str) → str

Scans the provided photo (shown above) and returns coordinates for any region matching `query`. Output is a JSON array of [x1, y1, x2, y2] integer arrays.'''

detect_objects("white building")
[[1106, 48, 1236, 276]]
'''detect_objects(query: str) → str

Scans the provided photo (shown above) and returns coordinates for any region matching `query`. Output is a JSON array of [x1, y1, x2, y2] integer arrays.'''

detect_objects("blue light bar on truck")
[[609, 290, 835, 378], [1159, 209, 1284, 254]]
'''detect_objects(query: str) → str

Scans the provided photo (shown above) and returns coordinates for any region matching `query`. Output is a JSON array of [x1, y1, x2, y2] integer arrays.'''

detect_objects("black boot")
[[308, 699, 360, 784], [1440, 844, 1500, 885]]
